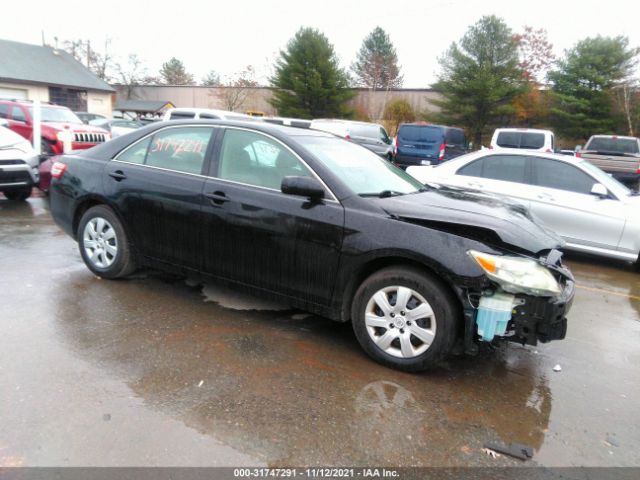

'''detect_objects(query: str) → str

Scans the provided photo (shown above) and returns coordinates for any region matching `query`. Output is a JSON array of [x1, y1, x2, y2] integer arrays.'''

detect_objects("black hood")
[[376, 186, 564, 255]]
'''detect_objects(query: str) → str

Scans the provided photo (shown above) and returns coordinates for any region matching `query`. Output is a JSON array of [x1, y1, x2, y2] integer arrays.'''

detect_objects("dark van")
[[394, 124, 467, 168]]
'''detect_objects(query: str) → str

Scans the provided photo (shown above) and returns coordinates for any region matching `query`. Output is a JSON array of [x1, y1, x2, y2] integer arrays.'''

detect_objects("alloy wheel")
[[83, 217, 118, 269], [364, 286, 437, 358]]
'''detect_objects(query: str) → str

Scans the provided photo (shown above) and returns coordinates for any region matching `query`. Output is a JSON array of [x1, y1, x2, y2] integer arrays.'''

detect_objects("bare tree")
[[62, 38, 114, 81], [214, 66, 259, 111], [115, 54, 148, 100]]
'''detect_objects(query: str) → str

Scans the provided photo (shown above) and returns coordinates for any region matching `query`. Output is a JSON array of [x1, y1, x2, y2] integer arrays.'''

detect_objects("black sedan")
[[49, 120, 574, 371]]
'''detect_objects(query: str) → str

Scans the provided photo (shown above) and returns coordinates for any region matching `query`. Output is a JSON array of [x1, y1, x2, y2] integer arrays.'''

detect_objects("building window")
[[49, 87, 88, 112]]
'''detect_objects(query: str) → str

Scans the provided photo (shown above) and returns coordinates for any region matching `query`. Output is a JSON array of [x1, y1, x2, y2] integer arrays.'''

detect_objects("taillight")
[[575, 152, 582, 158], [488, 145, 493, 149], [636, 164, 640, 174], [545, 148, 553, 153], [438, 143, 446, 161], [345, 134, 351, 140], [51, 161, 67, 179]]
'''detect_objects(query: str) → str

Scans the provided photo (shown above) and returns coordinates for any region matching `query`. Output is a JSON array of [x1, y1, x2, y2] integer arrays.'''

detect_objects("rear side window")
[[585, 137, 639, 154], [532, 159, 595, 194], [146, 127, 213, 174], [169, 111, 196, 120], [445, 128, 465, 146], [398, 125, 443, 143], [496, 131, 545, 149], [0, 104, 8, 118], [117, 137, 151, 164], [458, 155, 527, 183]]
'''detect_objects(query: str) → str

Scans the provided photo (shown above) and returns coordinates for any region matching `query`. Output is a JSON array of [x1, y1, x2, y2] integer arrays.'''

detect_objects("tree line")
[[60, 18, 640, 143]]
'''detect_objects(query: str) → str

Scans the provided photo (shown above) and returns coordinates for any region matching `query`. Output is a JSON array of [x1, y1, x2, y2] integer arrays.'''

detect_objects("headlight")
[[468, 250, 561, 297]]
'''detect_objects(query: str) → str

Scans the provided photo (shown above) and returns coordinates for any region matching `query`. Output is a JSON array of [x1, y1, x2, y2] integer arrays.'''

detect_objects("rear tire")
[[351, 266, 459, 372], [77, 205, 136, 279], [3, 187, 32, 201]]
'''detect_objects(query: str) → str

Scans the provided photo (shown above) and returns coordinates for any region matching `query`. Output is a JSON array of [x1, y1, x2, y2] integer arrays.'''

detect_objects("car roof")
[[399, 123, 463, 130], [311, 119, 380, 127], [444, 148, 584, 168], [493, 127, 553, 134], [84, 118, 336, 160], [589, 134, 638, 140]]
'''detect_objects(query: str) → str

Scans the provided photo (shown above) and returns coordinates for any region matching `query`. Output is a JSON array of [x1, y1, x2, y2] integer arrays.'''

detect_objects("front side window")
[[0, 104, 8, 119], [458, 155, 527, 184], [532, 159, 596, 195], [380, 127, 390, 144], [218, 129, 312, 190]]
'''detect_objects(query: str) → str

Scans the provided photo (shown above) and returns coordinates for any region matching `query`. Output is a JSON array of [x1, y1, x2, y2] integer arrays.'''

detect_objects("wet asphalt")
[[0, 193, 639, 468]]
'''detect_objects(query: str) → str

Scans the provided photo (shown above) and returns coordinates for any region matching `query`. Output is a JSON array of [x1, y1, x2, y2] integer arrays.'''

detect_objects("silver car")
[[407, 149, 640, 264], [0, 122, 40, 201]]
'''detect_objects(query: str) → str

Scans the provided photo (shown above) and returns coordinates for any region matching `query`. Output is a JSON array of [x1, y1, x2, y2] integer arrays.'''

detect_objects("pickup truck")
[[578, 135, 640, 188]]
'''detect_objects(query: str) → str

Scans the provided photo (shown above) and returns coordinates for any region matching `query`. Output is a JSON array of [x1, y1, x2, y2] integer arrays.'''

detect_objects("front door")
[[529, 158, 625, 250], [201, 127, 344, 305], [103, 126, 217, 271]]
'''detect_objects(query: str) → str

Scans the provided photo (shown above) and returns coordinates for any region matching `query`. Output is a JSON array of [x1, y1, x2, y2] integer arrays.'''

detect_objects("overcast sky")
[[3, 0, 639, 87]]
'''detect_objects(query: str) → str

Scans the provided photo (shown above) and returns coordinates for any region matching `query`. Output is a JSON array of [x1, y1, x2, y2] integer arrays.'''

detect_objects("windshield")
[[579, 160, 631, 197], [28, 107, 82, 124], [585, 137, 639, 155], [298, 136, 423, 196]]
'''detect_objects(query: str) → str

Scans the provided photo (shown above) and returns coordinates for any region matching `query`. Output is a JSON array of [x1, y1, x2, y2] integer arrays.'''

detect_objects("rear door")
[[201, 127, 344, 305], [528, 158, 625, 250], [454, 154, 538, 208], [104, 125, 217, 272]]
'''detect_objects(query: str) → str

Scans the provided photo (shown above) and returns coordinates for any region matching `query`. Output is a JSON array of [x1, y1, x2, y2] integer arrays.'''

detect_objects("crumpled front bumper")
[[508, 278, 575, 346]]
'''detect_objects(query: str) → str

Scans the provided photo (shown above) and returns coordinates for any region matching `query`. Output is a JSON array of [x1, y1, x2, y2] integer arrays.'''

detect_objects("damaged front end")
[[462, 249, 574, 354]]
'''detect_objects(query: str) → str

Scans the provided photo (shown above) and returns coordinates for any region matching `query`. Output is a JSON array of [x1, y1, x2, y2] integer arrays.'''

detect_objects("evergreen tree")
[[430, 15, 524, 146], [270, 28, 354, 118], [159, 57, 195, 85], [201, 70, 221, 87], [548, 36, 639, 140], [352, 27, 403, 90]]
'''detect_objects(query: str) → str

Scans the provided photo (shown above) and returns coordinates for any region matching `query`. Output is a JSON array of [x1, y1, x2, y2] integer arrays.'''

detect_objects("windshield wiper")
[[359, 190, 406, 198]]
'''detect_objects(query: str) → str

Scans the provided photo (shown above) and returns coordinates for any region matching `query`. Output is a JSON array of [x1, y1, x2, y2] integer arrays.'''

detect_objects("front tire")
[[3, 187, 32, 201], [351, 266, 459, 372], [77, 205, 136, 279]]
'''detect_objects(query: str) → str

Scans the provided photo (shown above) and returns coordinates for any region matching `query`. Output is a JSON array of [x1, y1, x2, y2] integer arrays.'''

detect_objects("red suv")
[[0, 100, 110, 155]]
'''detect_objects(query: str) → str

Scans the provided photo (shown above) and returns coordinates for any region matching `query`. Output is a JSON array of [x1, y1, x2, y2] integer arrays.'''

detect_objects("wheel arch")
[[337, 253, 464, 324], [72, 195, 129, 240]]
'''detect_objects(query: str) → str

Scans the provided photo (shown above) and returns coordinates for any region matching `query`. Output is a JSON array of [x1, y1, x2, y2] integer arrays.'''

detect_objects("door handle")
[[466, 181, 484, 189], [205, 191, 230, 205], [537, 193, 555, 201], [108, 170, 127, 181]]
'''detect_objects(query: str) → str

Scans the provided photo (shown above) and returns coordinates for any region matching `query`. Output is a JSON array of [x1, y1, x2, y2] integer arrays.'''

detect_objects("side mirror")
[[281, 176, 325, 200], [590, 183, 608, 198], [0, 118, 8, 127], [575, 145, 582, 152]]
